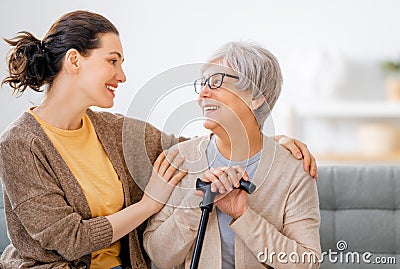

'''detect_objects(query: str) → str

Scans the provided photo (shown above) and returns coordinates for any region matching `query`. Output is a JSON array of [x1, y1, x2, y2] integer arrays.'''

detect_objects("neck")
[[33, 77, 89, 130], [213, 122, 262, 162]]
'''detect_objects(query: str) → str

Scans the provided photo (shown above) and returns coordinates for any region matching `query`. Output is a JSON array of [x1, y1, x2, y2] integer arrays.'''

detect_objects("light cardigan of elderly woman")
[[143, 41, 321, 269]]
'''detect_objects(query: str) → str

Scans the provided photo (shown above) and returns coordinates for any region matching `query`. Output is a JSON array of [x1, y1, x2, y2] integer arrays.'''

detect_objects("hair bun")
[[2, 10, 119, 96], [2, 31, 47, 94]]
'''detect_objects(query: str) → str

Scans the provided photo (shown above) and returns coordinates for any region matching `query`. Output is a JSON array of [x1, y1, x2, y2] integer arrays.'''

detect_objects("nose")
[[116, 66, 127, 83], [199, 84, 212, 98], [197, 85, 212, 106]]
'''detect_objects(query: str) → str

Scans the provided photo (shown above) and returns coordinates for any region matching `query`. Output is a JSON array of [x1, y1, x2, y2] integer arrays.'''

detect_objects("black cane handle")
[[196, 177, 256, 209], [196, 177, 256, 194]]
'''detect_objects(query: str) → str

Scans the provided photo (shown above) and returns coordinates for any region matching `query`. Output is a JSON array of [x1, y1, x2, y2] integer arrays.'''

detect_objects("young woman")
[[0, 10, 188, 269], [0, 11, 317, 269], [144, 42, 321, 269]]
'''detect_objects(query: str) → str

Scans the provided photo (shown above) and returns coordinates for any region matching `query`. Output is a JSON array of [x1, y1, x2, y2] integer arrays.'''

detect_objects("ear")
[[251, 96, 266, 110], [63, 49, 80, 73]]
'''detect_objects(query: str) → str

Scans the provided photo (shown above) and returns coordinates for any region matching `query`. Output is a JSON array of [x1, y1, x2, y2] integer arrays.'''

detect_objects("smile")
[[106, 85, 117, 92], [203, 105, 220, 111]]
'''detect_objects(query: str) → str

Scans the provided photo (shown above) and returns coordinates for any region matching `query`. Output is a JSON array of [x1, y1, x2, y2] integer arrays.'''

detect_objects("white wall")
[[1, 0, 400, 150]]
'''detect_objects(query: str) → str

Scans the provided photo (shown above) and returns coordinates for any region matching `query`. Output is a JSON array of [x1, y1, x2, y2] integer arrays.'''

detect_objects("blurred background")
[[1, 0, 400, 164]]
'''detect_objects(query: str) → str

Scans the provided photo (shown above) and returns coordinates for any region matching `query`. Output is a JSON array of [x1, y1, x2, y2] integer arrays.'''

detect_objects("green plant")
[[382, 58, 400, 73]]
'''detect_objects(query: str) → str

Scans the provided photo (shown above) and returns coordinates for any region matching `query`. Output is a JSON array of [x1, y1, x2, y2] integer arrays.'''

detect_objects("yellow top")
[[29, 109, 124, 269]]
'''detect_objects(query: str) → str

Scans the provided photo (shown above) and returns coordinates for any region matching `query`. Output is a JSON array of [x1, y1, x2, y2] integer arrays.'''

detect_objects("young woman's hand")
[[274, 135, 318, 179], [143, 149, 187, 214]]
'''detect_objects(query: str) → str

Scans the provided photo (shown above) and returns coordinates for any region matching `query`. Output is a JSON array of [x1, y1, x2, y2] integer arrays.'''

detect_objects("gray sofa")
[[0, 189, 9, 255], [0, 165, 399, 268], [318, 165, 399, 268]]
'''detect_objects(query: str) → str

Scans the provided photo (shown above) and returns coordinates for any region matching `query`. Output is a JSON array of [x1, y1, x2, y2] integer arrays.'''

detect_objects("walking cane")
[[190, 178, 256, 269]]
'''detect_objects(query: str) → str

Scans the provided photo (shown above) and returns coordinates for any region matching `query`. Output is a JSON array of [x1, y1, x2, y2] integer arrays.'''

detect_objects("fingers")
[[202, 166, 248, 193], [300, 145, 311, 173], [293, 140, 309, 164], [291, 139, 310, 171], [158, 149, 179, 176], [153, 150, 167, 171], [310, 155, 318, 180], [203, 168, 226, 193], [283, 139, 303, 160], [154, 148, 187, 184], [217, 172, 233, 193], [163, 156, 184, 181], [169, 169, 188, 186], [223, 167, 241, 189], [293, 140, 318, 180], [275, 135, 301, 159], [194, 190, 204, 197], [230, 165, 249, 182]]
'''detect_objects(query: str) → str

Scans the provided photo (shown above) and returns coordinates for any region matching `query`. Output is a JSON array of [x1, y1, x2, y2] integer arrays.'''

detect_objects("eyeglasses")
[[193, 72, 239, 94]]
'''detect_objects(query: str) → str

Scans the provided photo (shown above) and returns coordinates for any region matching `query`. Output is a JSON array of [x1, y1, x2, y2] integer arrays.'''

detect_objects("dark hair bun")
[[2, 31, 47, 94], [2, 10, 119, 95]]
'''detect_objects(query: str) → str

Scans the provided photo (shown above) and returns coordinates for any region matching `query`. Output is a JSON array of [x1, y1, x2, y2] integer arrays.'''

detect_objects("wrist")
[[231, 205, 248, 220], [140, 194, 163, 215]]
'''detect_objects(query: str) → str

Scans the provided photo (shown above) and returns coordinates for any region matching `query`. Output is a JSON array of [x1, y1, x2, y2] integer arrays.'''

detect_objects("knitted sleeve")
[[0, 135, 113, 261]]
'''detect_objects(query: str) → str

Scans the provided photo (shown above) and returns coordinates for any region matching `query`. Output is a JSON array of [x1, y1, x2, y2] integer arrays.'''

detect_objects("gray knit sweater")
[[0, 109, 180, 269]]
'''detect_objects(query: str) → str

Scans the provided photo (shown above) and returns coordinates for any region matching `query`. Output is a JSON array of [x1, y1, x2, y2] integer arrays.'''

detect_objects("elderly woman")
[[0, 11, 316, 268], [143, 42, 321, 269]]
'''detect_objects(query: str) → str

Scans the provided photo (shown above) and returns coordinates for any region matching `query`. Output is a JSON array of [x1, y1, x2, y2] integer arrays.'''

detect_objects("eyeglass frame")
[[193, 72, 239, 94]]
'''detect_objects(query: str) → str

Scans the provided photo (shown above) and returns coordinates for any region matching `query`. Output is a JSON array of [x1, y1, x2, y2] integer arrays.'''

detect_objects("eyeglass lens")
[[194, 73, 225, 93]]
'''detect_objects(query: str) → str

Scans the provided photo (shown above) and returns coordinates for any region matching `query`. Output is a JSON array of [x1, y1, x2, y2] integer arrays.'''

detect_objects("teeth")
[[106, 85, 116, 91], [204, 105, 219, 111]]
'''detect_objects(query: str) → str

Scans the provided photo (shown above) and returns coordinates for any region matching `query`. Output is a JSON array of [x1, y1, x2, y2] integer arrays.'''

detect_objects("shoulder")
[[87, 109, 161, 132], [0, 112, 37, 150], [170, 135, 209, 156], [0, 113, 41, 185], [86, 109, 125, 128], [86, 109, 156, 141], [268, 137, 315, 189]]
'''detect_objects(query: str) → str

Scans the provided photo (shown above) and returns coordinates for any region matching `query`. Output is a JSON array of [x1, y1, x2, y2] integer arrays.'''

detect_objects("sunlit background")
[[1, 0, 400, 164]]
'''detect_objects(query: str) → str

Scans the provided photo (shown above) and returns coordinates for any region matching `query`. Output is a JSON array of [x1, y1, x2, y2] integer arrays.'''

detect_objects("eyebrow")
[[109, 51, 124, 62]]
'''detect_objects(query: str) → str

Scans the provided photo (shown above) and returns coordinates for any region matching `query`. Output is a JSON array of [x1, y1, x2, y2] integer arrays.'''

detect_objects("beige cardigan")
[[0, 110, 180, 269], [144, 135, 321, 269]]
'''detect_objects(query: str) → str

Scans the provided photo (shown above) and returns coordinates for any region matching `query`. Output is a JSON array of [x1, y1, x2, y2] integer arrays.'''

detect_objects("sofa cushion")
[[318, 165, 400, 269]]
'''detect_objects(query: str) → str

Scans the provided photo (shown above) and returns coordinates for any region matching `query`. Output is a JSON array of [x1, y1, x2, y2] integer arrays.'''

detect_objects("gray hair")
[[204, 41, 283, 129]]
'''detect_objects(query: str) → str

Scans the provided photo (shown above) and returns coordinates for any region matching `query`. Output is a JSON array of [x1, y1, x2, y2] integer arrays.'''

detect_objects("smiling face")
[[197, 63, 254, 133], [76, 33, 126, 108]]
